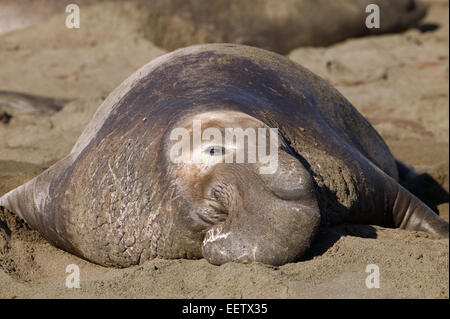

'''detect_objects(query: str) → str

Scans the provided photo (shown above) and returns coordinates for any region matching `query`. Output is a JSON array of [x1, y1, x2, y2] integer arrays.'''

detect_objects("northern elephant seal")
[[0, 44, 448, 267], [144, 0, 429, 54], [2, 0, 428, 54]]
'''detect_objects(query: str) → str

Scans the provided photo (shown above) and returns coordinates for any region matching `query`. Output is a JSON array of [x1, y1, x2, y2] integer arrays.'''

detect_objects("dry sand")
[[0, 1, 448, 298]]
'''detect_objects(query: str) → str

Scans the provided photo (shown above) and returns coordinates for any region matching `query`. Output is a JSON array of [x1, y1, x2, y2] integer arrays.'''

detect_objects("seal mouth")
[[206, 198, 227, 214], [196, 198, 228, 225]]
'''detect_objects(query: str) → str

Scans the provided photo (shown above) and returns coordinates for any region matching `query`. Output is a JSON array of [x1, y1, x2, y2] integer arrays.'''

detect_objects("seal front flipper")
[[391, 182, 449, 238], [380, 168, 449, 238], [0, 154, 76, 251]]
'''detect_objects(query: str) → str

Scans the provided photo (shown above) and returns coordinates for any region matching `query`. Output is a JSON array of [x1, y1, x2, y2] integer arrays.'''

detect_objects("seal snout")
[[263, 151, 315, 202], [200, 153, 321, 266]]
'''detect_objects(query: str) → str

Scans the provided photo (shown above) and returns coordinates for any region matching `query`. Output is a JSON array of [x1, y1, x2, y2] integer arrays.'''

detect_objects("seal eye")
[[204, 145, 226, 156]]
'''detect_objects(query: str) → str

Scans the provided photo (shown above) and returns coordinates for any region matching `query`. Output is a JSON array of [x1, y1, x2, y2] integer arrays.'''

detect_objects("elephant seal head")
[[163, 110, 320, 265]]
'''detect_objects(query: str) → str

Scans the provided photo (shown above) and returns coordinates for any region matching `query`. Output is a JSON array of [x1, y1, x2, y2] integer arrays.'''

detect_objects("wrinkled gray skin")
[[0, 44, 448, 267]]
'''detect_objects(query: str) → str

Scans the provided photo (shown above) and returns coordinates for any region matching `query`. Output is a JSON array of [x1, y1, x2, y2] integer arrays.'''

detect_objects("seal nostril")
[[407, 0, 416, 11], [268, 186, 305, 201], [263, 151, 313, 202]]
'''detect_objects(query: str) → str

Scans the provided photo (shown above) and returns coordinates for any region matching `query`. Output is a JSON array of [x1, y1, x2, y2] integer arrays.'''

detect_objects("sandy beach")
[[0, 0, 448, 298]]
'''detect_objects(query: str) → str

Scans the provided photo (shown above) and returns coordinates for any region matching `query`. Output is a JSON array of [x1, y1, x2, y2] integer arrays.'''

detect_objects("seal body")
[[2, 0, 428, 54], [145, 0, 429, 54], [1, 44, 448, 267]]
